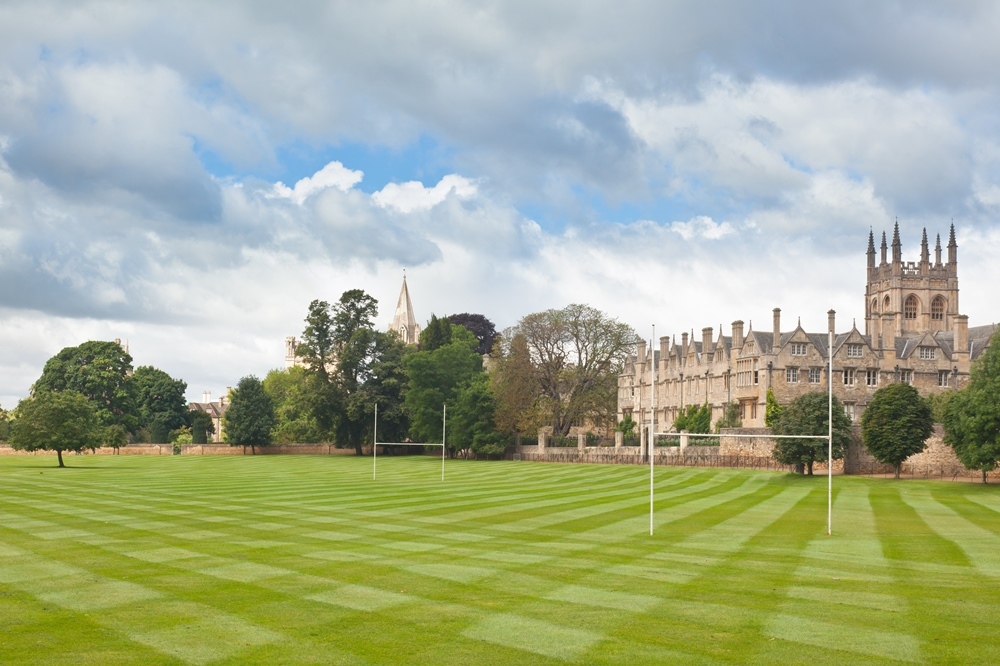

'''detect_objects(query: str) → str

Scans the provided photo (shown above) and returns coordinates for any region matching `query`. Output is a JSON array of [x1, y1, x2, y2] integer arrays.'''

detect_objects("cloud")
[[372, 174, 477, 213], [272, 161, 364, 205]]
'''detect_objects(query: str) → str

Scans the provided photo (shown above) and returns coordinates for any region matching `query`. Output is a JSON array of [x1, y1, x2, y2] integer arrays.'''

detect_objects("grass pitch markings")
[[462, 612, 604, 661], [544, 583, 662, 612], [767, 613, 921, 663], [900, 488, 1000, 576], [306, 584, 417, 611]]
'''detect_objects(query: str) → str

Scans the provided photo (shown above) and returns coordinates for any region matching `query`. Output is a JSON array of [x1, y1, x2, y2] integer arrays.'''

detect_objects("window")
[[866, 369, 878, 387], [753, 361, 759, 386], [846, 344, 864, 358], [791, 343, 808, 356], [901, 369, 913, 384], [904, 295, 918, 319], [938, 371, 950, 387], [809, 368, 822, 384], [870, 298, 877, 315], [786, 367, 798, 383], [931, 296, 945, 321], [883, 295, 891, 312], [844, 403, 856, 423], [843, 369, 855, 386], [919, 347, 936, 360]]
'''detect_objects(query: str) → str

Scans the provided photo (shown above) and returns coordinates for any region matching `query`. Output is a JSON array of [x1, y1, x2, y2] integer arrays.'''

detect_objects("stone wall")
[[0, 443, 357, 457]]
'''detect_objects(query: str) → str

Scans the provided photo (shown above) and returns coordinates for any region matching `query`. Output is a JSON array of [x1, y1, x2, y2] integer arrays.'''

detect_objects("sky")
[[2, 1, 1000, 407]]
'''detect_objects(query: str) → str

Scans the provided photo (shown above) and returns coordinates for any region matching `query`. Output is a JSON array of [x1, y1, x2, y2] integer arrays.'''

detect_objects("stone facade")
[[619, 225, 996, 433]]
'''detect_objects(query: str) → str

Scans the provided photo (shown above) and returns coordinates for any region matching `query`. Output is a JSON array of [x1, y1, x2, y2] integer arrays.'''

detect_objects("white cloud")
[[272, 161, 364, 205], [372, 174, 478, 213]]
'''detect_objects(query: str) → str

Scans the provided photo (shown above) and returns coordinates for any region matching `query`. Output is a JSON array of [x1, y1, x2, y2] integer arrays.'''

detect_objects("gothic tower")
[[865, 223, 960, 340], [389, 274, 421, 345]]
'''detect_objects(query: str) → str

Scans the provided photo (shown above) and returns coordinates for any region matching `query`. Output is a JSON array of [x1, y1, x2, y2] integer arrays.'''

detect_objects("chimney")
[[202, 390, 211, 403], [659, 336, 670, 363], [732, 320, 744, 350], [637, 339, 646, 367], [956, 315, 969, 353], [773, 308, 781, 348], [828, 309, 836, 335], [681, 331, 689, 359], [702, 327, 714, 358]]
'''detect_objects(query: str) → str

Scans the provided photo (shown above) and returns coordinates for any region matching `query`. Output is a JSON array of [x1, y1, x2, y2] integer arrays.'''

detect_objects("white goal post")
[[373, 403, 446, 481], [644, 327, 835, 537]]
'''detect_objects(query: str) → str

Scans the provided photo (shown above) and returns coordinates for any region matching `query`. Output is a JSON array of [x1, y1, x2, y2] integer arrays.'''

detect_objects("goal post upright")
[[372, 402, 447, 482], [650, 325, 655, 537]]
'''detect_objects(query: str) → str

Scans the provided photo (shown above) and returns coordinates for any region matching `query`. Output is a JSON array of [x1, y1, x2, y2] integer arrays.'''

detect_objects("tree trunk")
[[983, 469, 989, 484], [894, 464, 901, 479], [251, 444, 256, 455], [807, 461, 814, 476], [355, 443, 363, 456], [57, 449, 64, 467], [795, 463, 804, 474]]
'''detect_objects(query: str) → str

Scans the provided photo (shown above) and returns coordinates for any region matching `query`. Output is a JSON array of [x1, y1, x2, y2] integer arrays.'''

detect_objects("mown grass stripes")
[[2, 455, 1000, 664]]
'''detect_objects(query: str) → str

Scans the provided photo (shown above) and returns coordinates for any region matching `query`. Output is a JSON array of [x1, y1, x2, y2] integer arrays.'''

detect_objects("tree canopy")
[[132, 365, 188, 444], [223, 376, 275, 454], [674, 404, 711, 434], [944, 339, 1000, 483], [503, 304, 635, 436], [861, 382, 934, 479], [9, 390, 104, 467], [448, 313, 497, 355], [771, 391, 852, 475], [490, 333, 541, 439], [263, 366, 323, 444], [34, 340, 138, 432], [406, 326, 484, 453]]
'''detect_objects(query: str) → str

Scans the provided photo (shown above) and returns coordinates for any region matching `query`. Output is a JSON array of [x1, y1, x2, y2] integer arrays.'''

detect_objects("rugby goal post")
[[373, 403, 446, 482], [644, 327, 835, 537]]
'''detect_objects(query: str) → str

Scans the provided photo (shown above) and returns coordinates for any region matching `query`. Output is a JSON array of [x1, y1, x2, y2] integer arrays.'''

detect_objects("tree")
[[0, 403, 9, 442], [504, 304, 635, 436], [406, 326, 484, 454], [34, 340, 138, 432], [223, 377, 275, 454], [674, 404, 711, 434], [420, 315, 453, 352], [9, 390, 103, 467], [448, 313, 497, 355], [615, 414, 638, 445], [190, 410, 215, 444], [132, 366, 188, 444], [359, 331, 411, 451], [491, 333, 541, 440], [861, 382, 934, 479], [765, 388, 782, 426], [714, 402, 742, 432], [450, 372, 507, 458], [944, 340, 1000, 483], [263, 367, 323, 444], [332, 290, 383, 455], [771, 391, 852, 475]]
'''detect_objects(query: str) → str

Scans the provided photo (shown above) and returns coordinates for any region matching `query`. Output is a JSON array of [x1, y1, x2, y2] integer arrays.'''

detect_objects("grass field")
[[2, 455, 1000, 664]]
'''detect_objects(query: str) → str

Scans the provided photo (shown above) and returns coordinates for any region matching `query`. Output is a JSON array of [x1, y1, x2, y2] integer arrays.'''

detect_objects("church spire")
[[389, 274, 421, 344], [867, 228, 876, 270], [947, 222, 958, 265], [891, 219, 902, 263], [934, 233, 942, 266], [920, 227, 930, 265], [880, 230, 888, 264]]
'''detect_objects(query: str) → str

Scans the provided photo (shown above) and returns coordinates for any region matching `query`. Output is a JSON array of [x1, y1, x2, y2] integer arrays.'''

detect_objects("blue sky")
[[2, 1, 1000, 406]]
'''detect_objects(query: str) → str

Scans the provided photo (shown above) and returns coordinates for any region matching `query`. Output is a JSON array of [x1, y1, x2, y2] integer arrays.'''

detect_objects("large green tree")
[[34, 340, 138, 432], [503, 304, 635, 436], [491, 333, 541, 440], [332, 290, 383, 455], [450, 372, 506, 458], [448, 313, 497, 355], [406, 326, 484, 454], [674, 403, 711, 434], [944, 340, 1000, 483], [861, 382, 934, 479], [10, 390, 104, 467], [420, 314, 453, 352], [0, 403, 9, 441], [771, 391, 852, 475], [132, 366, 188, 444], [263, 366, 323, 444], [223, 376, 275, 454], [359, 331, 411, 451]]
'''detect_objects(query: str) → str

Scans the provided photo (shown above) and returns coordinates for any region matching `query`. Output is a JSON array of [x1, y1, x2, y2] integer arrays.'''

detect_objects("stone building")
[[618, 224, 996, 431], [188, 390, 229, 443]]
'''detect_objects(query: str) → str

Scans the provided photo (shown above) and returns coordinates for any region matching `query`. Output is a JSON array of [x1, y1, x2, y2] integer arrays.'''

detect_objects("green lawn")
[[2, 454, 999, 664]]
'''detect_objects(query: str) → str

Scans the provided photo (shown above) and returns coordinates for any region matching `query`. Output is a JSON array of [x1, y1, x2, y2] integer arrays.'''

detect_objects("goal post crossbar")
[[651, 432, 829, 440], [373, 404, 446, 481]]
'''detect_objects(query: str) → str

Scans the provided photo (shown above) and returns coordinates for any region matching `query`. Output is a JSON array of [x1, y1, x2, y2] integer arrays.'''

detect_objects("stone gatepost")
[[614, 431, 623, 449], [538, 430, 547, 453], [578, 433, 586, 450], [680, 430, 689, 452]]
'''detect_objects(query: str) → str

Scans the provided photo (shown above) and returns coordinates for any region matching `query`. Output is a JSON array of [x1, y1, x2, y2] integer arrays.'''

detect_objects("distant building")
[[619, 224, 996, 430], [188, 390, 229, 443]]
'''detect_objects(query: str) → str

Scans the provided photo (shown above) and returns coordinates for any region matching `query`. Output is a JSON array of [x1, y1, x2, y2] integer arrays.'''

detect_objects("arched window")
[[931, 296, 945, 321], [904, 295, 918, 320], [870, 298, 877, 316], [883, 295, 891, 312]]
